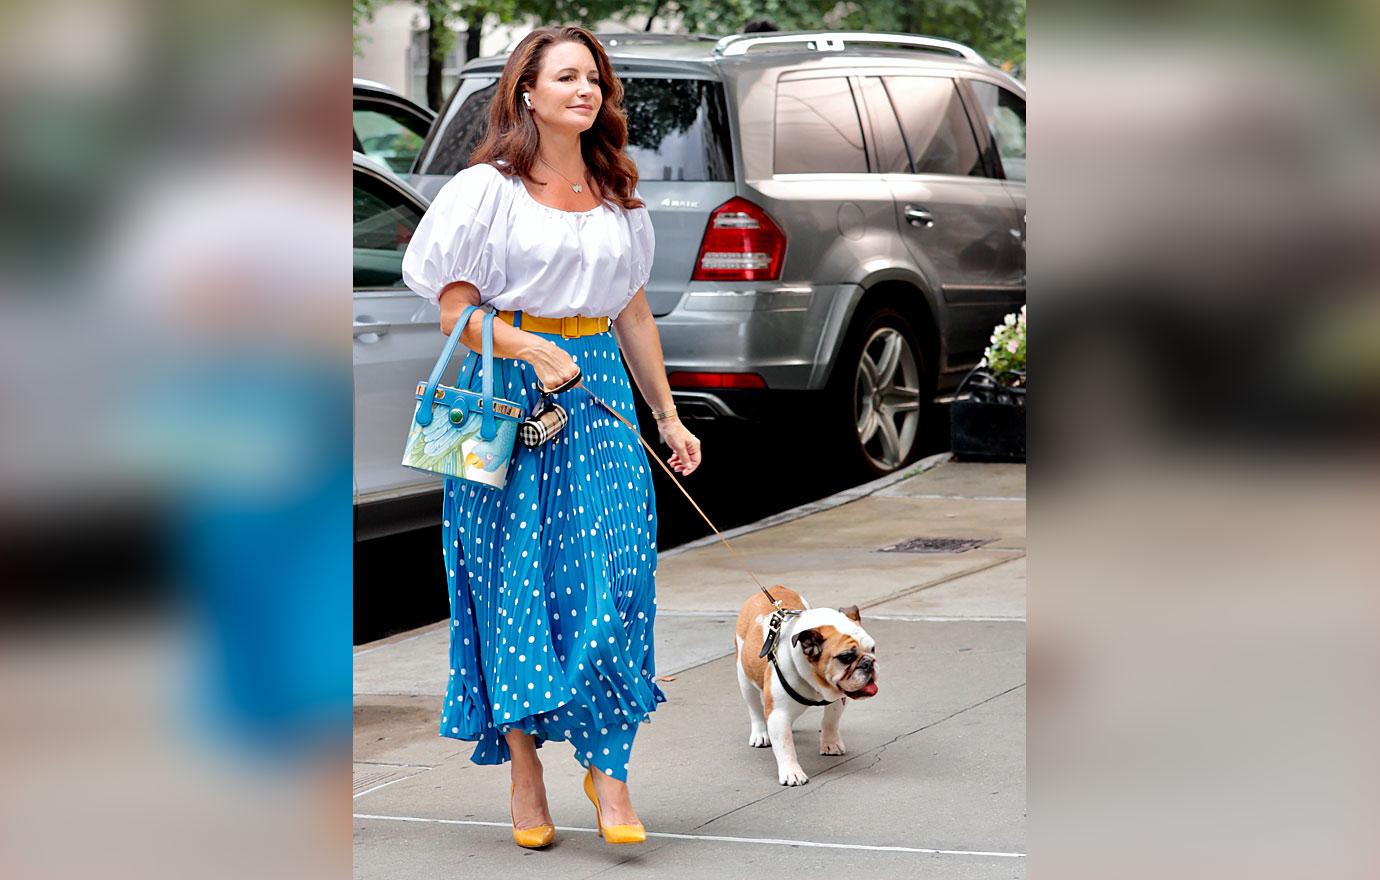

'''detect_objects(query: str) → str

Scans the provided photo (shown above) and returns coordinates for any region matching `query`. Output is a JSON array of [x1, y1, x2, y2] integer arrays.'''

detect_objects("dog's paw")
[[748, 729, 771, 748], [778, 765, 810, 786], [820, 738, 846, 756]]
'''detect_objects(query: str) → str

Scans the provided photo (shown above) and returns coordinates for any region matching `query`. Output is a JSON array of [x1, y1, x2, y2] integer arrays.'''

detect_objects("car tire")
[[825, 306, 930, 481]]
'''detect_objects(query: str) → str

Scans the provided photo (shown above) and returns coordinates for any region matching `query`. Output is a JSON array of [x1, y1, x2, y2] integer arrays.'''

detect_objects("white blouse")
[[401, 160, 655, 320]]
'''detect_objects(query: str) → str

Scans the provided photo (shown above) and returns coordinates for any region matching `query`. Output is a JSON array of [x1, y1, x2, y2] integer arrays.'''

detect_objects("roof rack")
[[593, 31, 720, 46], [501, 32, 718, 54], [712, 31, 987, 66]]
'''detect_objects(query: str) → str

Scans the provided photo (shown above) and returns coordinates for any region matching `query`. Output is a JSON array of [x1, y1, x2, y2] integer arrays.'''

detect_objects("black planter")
[[950, 368, 1025, 462]]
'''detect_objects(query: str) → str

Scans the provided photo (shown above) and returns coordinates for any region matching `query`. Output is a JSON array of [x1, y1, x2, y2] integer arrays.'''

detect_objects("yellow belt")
[[497, 310, 609, 338]]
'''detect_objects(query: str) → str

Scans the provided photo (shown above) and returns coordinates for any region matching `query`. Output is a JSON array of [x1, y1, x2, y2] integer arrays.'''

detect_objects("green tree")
[[354, 0, 1025, 106], [379, 1, 634, 111], [620, 0, 1025, 68], [354, 0, 379, 57], [828, 0, 1026, 69], [414, 2, 507, 110]]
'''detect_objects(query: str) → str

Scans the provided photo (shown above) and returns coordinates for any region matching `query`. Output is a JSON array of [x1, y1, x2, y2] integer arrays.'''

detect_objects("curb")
[[659, 451, 953, 560]]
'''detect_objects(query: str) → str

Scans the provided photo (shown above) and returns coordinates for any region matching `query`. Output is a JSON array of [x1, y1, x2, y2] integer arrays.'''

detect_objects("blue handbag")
[[401, 304, 526, 489]]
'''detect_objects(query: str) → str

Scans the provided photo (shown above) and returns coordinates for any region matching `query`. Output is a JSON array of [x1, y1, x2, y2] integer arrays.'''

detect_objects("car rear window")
[[420, 75, 734, 181]]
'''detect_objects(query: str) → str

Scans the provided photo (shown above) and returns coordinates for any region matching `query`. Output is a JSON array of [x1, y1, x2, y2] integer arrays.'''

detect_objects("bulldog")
[[734, 585, 879, 785]]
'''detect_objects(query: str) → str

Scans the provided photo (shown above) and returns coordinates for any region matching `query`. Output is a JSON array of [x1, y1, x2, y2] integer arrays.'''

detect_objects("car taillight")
[[667, 371, 768, 390], [690, 197, 785, 282]]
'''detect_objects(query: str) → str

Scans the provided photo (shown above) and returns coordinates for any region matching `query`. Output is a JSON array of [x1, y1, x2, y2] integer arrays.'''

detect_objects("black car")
[[353, 77, 436, 175]]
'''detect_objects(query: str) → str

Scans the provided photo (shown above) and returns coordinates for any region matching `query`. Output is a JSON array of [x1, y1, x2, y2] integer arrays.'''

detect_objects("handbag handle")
[[415, 304, 500, 441]]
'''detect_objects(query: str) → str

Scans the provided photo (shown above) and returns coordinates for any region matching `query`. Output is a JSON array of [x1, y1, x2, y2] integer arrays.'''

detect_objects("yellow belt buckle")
[[561, 315, 580, 338]]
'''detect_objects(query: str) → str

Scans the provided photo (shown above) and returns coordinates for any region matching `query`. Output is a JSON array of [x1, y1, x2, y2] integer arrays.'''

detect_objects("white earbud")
[[523, 92, 533, 110]]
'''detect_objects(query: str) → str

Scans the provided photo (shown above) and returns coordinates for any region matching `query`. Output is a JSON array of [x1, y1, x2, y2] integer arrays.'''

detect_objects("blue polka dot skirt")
[[437, 324, 666, 782]]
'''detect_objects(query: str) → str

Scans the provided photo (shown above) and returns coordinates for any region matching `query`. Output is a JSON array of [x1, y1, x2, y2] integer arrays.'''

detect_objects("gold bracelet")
[[652, 407, 678, 421]]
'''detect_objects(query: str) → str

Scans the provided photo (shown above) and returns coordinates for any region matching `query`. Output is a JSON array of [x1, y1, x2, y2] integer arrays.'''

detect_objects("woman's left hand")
[[657, 417, 702, 476]]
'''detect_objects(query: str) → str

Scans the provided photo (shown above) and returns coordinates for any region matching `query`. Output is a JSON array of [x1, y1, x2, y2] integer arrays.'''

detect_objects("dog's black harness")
[[760, 608, 837, 707]]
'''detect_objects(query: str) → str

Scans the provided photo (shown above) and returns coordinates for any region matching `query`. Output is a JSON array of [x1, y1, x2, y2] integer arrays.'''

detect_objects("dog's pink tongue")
[[859, 682, 878, 697]]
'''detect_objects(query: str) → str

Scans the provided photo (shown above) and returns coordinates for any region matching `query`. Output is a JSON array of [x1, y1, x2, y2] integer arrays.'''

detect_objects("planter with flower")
[[950, 306, 1025, 461]]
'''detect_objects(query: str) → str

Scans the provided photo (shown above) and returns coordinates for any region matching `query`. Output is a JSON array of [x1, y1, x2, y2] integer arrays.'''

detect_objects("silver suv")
[[409, 29, 1026, 480]]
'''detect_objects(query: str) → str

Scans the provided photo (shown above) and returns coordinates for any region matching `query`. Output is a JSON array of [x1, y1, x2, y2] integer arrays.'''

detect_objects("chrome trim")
[[714, 31, 986, 66], [670, 390, 742, 419], [354, 484, 441, 507]]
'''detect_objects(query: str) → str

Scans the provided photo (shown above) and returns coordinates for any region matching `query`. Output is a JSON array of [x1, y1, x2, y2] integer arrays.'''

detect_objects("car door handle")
[[354, 319, 389, 339], [904, 207, 935, 228]]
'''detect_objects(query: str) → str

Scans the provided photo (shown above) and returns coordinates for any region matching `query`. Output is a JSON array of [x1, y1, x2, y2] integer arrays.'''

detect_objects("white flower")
[[1004, 313, 1016, 327], [977, 356, 987, 367], [1006, 339, 1019, 353]]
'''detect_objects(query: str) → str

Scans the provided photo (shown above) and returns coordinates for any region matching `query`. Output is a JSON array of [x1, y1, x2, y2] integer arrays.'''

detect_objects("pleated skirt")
[[437, 322, 666, 782]]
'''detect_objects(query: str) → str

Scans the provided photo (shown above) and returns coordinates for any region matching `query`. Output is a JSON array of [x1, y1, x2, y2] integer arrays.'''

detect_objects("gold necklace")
[[538, 156, 588, 193]]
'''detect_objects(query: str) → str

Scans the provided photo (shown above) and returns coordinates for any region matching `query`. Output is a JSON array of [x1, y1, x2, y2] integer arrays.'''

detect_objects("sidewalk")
[[354, 453, 1026, 879]]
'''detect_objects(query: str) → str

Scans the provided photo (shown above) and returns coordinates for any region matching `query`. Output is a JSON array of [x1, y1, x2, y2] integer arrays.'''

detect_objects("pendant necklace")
[[538, 156, 588, 193]]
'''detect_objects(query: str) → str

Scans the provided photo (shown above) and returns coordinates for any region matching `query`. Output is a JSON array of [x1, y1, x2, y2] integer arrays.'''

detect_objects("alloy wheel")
[[853, 326, 921, 472]]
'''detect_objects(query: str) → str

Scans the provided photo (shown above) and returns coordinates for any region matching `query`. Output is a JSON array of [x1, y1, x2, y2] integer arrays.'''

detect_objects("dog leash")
[[570, 384, 792, 614], [573, 384, 829, 703], [463, 315, 784, 610], [579, 386, 822, 689]]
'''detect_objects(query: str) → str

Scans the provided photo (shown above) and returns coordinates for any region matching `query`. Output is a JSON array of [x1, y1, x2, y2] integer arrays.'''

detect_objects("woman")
[[400, 25, 701, 849]]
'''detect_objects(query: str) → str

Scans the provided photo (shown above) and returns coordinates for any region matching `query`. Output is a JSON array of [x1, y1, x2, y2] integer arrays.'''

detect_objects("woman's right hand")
[[525, 341, 583, 394]]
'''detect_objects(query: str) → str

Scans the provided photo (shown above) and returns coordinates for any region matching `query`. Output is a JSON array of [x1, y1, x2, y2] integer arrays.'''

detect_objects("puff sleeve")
[[617, 192, 655, 317], [401, 163, 509, 307]]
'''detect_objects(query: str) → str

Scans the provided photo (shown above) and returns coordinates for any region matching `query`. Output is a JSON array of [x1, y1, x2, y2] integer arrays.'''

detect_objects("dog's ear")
[[791, 627, 825, 660], [839, 605, 861, 623]]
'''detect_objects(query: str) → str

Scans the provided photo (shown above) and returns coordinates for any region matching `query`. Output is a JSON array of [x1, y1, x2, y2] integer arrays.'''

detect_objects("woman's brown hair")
[[468, 25, 644, 212]]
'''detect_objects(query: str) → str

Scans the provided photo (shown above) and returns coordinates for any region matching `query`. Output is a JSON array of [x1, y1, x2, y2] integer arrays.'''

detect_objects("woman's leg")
[[505, 729, 553, 829], [588, 766, 641, 827], [584, 722, 641, 826]]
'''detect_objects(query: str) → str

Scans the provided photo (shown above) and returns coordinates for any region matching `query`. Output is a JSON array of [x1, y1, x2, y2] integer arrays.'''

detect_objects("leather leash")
[[579, 383, 828, 703], [571, 384, 830, 704], [480, 311, 783, 610], [569, 384, 790, 614]]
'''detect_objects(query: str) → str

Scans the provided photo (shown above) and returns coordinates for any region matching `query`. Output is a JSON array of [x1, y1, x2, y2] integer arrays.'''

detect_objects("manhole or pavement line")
[[878, 537, 994, 553]]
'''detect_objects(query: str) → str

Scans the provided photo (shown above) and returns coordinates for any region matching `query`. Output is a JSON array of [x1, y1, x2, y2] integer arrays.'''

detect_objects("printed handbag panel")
[[401, 392, 521, 489]]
